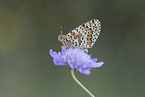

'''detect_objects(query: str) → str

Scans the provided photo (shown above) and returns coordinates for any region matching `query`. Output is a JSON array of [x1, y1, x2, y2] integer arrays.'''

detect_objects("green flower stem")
[[71, 69, 95, 97]]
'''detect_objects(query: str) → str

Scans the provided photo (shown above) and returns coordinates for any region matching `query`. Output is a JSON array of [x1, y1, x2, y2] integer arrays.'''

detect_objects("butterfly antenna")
[[60, 26, 63, 35]]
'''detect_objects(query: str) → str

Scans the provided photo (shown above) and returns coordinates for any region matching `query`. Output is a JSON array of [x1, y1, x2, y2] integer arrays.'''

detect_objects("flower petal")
[[78, 68, 91, 75], [50, 49, 66, 66], [92, 58, 98, 63], [49, 49, 57, 57], [91, 61, 104, 68]]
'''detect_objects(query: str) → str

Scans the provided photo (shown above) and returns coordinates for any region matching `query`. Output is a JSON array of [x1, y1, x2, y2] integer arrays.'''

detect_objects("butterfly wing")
[[65, 19, 101, 49]]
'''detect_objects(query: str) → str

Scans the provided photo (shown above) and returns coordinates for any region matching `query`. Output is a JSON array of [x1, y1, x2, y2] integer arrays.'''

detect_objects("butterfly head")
[[58, 26, 65, 42], [58, 35, 65, 42]]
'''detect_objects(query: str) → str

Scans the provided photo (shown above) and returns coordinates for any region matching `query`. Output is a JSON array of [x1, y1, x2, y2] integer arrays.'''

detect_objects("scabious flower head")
[[49, 47, 104, 75]]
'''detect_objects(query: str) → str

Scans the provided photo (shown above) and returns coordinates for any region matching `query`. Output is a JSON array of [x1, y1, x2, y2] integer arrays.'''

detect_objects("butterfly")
[[58, 19, 101, 50]]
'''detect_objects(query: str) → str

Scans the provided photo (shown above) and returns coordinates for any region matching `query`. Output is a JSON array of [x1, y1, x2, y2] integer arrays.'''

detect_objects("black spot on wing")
[[92, 19, 95, 23], [82, 24, 85, 27]]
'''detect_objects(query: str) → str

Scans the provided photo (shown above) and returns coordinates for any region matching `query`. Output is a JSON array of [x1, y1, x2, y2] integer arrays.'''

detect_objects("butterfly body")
[[58, 19, 101, 49]]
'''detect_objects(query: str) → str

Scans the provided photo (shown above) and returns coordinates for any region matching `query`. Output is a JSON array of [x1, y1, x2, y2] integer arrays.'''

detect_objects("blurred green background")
[[0, 0, 145, 97]]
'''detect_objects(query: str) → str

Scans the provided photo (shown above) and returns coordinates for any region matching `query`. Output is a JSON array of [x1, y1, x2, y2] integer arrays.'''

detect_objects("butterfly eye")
[[60, 35, 62, 39], [58, 35, 63, 42]]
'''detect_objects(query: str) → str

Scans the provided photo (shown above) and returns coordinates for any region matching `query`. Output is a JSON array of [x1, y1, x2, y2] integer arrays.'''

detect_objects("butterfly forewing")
[[65, 19, 101, 49]]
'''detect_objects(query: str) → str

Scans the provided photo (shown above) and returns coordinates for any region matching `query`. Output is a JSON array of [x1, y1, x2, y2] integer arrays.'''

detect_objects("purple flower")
[[49, 47, 104, 75]]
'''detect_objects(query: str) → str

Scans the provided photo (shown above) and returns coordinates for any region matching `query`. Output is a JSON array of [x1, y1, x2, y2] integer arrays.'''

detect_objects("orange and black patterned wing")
[[65, 19, 101, 49]]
